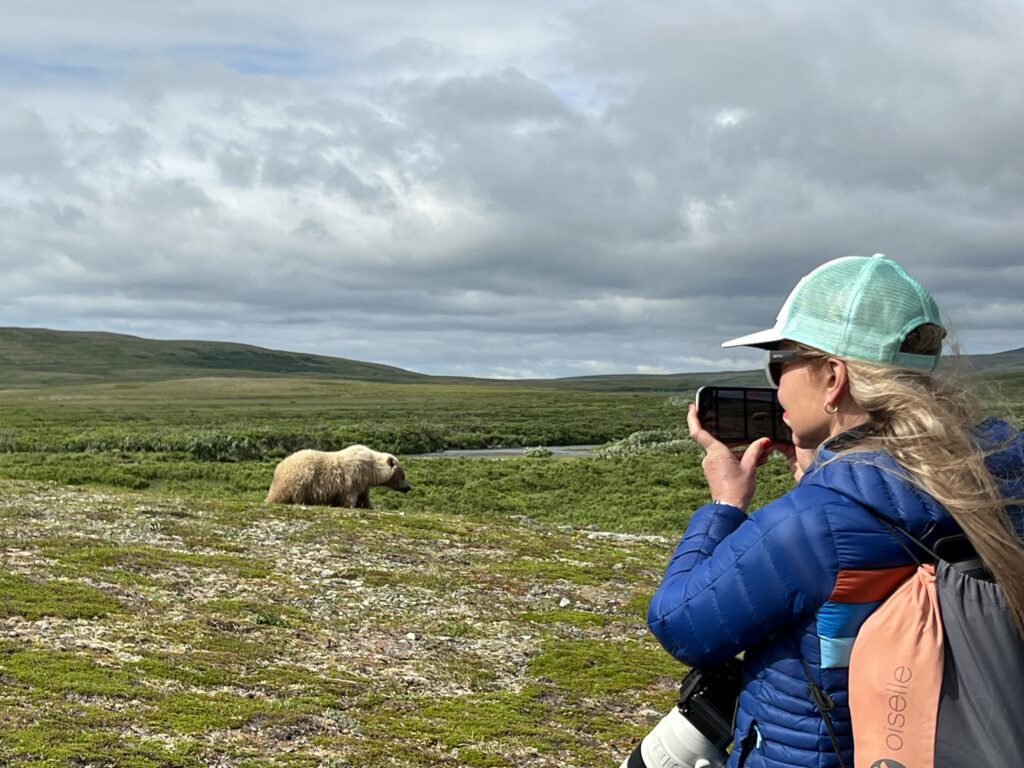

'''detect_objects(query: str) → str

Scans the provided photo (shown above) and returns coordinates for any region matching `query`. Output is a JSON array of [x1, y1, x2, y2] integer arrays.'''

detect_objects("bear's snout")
[[387, 466, 412, 493]]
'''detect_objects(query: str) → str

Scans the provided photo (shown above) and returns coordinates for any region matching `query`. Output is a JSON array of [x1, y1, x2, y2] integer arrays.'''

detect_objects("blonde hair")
[[798, 329, 1024, 637]]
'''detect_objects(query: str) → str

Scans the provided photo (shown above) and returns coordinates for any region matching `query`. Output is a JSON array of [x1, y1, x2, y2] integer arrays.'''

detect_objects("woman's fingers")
[[774, 443, 799, 474], [742, 438, 773, 470], [687, 403, 721, 451], [688, 402, 791, 509], [772, 442, 815, 482]]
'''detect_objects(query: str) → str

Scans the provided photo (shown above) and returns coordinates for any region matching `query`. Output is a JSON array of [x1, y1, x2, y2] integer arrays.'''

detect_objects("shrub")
[[596, 429, 701, 459], [0, 429, 21, 452]]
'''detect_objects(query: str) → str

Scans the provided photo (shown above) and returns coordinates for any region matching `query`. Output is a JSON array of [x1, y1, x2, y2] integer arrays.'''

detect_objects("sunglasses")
[[764, 348, 805, 388]]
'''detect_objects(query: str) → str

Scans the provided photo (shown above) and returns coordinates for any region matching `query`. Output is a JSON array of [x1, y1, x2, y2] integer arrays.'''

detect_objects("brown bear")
[[265, 445, 411, 508]]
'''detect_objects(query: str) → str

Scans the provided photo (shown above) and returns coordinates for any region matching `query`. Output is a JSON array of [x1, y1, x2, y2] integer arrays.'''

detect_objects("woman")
[[647, 254, 1024, 768]]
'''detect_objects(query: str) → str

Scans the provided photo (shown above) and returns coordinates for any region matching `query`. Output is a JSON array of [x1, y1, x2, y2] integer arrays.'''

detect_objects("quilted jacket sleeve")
[[647, 490, 841, 668]]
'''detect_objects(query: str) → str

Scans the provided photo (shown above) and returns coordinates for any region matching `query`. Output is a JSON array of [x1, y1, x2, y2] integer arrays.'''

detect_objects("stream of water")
[[410, 444, 600, 458]]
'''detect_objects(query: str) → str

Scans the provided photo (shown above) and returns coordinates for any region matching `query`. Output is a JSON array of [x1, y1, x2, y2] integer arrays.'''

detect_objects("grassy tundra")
[[0, 375, 792, 768], [1, 332, 1021, 767]]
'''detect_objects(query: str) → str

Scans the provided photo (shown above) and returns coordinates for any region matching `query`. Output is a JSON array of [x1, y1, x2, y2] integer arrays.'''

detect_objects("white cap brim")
[[720, 327, 785, 349]]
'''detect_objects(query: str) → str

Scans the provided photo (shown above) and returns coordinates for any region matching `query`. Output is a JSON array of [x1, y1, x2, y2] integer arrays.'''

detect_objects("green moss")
[[1, 647, 141, 698], [529, 638, 682, 698], [143, 692, 286, 734], [518, 607, 618, 627], [437, 620, 486, 639], [197, 626, 284, 657], [378, 687, 553, 749], [358, 682, 665, 767], [35, 539, 274, 580], [446, 747, 509, 767], [0, 574, 123, 620], [349, 566, 459, 591], [491, 556, 623, 585], [203, 598, 311, 629], [135, 654, 240, 689], [0, 721, 202, 768], [623, 589, 654, 620]]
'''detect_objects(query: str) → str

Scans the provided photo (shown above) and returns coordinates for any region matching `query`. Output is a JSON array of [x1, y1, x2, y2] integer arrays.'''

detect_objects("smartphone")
[[695, 386, 792, 444]]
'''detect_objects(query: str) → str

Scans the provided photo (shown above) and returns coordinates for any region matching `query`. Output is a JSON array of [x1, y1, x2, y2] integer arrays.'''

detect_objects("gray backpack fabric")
[[850, 513, 1024, 768], [934, 558, 1024, 768]]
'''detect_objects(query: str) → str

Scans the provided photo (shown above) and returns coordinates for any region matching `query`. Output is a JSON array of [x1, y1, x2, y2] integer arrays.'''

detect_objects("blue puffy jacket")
[[647, 418, 1024, 768]]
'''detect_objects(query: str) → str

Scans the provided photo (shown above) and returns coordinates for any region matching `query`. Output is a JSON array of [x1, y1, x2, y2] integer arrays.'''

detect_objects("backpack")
[[848, 524, 1024, 768]]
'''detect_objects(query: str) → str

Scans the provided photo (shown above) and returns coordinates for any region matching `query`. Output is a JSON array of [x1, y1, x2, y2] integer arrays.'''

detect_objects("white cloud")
[[1, 1, 1023, 376], [712, 108, 748, 129]]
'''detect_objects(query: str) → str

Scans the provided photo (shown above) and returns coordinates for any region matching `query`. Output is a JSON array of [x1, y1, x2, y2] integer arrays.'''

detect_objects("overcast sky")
[[2, 1, 1022, 378]]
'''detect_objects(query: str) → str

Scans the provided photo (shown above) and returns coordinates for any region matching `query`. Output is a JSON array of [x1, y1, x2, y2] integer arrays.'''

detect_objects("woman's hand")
[[773, 443, 817, 482], [687, 403, 772, 512]]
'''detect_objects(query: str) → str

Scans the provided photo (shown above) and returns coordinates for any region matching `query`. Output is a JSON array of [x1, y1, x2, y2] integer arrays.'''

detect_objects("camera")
[[695, 386, 791, 445], [619, 658, 743, 768]]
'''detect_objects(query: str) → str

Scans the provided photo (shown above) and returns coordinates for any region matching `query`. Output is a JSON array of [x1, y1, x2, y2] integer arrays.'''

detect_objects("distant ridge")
[[0, 327, 431, 387], [1, 327, 1022, 391], [959, 346, 1024, 371]]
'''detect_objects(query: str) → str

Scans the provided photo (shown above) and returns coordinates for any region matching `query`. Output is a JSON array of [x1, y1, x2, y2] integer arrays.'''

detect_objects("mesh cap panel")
[[722, 254, 944, 370]]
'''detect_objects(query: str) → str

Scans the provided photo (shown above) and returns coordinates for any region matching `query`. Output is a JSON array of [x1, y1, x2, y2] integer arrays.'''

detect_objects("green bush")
[[596, 429, 701, 458]]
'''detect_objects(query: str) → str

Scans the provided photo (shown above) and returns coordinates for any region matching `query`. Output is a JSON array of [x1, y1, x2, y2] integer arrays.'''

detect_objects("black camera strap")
[[800, 658, 846, 768]]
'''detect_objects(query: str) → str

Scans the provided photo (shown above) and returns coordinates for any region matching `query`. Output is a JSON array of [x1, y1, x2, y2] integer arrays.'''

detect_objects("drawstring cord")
[[801, 658, 847, 768]]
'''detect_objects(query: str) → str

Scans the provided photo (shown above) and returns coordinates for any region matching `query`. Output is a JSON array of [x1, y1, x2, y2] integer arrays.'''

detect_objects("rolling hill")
[[1, 326, 1022, 391], [0, 327, 432, 387]]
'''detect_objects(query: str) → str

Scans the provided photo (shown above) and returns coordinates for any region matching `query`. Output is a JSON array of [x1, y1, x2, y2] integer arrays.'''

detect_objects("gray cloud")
[[1, 1, 1022, 378]]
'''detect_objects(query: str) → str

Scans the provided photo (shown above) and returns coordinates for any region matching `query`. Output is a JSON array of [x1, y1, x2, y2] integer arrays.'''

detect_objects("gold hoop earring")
[[824, 402, 838, 415]]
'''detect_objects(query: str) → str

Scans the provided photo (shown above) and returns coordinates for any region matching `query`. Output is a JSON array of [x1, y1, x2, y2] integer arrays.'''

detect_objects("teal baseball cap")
[[721, 254, 945, 371]]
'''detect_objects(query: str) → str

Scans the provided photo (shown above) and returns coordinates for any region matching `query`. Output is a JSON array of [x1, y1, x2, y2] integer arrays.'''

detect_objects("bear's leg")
[[354, 489, 372, 509]]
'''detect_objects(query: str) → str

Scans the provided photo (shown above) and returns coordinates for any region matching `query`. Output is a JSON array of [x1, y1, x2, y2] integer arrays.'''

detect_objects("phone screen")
[[695, 386, 792, 444]]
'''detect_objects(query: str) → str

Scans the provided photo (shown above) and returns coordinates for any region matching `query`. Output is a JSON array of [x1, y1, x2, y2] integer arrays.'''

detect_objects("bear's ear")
[[387, 456, 396, 467]]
